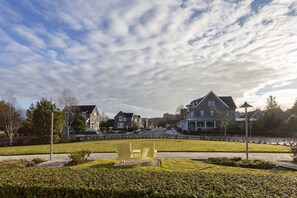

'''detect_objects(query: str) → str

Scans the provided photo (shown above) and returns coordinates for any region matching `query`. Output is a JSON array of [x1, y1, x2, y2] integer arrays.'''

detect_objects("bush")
[[206, 157, 277, 169], [32, 158, 46, 165], [289, 142, 297, 163], [68, 149, 92, 165], [29, 135, 61, 145], [0, 168, 296, 197]]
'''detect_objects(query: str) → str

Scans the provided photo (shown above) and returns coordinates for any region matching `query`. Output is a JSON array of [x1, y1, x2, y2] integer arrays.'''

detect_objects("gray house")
[[113, 111, 142, 131], [179, 91, 236, 132], [68, 105, 100, 131]]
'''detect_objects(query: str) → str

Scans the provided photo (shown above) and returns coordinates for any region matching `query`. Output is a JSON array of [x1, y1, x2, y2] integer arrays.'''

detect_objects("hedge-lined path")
[[0, 152, 292, 162]]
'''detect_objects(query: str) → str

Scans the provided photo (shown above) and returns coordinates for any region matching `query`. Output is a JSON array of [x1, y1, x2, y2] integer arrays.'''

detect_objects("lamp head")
[[240, 102, 253, 108]]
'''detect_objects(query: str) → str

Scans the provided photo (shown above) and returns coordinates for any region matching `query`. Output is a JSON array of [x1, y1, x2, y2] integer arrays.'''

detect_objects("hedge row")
[[0, 168, 296, 197], [206, 157, 278, 169]]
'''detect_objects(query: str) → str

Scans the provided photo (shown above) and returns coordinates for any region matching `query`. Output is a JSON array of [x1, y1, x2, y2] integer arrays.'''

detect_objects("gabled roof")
[[219, 96, 237, 109], [116, 111, 134, 118], [193, 91, 234, 109], [70, 105, 96, 114]]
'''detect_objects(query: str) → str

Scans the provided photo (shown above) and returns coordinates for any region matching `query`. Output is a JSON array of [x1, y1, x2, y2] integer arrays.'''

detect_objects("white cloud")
[[0, 0, 297, 117]]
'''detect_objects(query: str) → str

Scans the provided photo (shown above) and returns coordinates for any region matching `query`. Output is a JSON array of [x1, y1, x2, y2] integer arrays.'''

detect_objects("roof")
[[190, 91, 236, 109], [116, 111, 134, 118], [123, 112, 134, 117], [219, 96, 237, 109], [70, 105, 96, 114]]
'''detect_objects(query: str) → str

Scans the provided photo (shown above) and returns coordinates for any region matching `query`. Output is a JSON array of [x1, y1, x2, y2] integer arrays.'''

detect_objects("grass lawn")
[[0, 139, 289, 155], [71, 158, 297, 176]]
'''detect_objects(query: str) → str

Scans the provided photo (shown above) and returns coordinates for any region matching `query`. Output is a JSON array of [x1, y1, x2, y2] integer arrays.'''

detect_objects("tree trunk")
[[67, 127, 70, 141], [8, 133, 14, 146]]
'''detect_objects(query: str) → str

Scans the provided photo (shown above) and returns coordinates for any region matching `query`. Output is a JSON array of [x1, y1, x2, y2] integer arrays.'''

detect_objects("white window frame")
[[123, 117, 126, 121], [210, 110, 214, 116], [208, 101, 215, 106], [200, 110, 204, 116], [119, 116, 122, 121]]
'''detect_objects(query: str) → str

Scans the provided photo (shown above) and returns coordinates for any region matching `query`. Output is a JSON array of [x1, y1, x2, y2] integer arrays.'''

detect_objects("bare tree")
[[58, 88, 78, 141], [0, 90, 22, 145], [175, 105, 184, 114]]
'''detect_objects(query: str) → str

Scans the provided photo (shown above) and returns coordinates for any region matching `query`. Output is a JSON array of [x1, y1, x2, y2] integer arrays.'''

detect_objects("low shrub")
[[31, 158, 46, 165], [68, 149, 92, 165], [206, 157, 277, 169], [0, 168, 296, 197]]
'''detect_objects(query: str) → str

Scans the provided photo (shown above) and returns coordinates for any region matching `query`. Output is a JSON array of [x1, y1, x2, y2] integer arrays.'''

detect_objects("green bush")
[[32, 158, 46, 164], [206, 157, 277, 169], [68, 149, 92, 164], [0, 168, 296, 197]]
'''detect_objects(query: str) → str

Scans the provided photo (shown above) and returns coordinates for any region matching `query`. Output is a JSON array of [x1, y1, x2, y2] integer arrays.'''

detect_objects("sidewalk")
[[0, 152, 292, 162]]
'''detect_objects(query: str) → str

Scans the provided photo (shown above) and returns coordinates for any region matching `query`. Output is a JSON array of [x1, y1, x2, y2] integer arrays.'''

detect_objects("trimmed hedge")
[[0, 168, 296, 197], [206, 157, 278, 169]]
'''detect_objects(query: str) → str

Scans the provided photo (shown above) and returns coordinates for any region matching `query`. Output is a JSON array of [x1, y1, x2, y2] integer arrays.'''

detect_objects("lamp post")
[[48, 106, 56, 161], [50, 111, 54, 160], [240, 102, 252, 160]]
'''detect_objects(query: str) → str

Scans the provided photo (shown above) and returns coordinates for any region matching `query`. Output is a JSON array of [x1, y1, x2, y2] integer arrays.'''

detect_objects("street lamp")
[[240, 102, 252, 160]]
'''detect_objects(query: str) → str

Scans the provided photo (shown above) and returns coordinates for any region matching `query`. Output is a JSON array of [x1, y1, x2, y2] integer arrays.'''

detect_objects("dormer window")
[[119, 116, 122, 121], [208, 101, 215, 106]]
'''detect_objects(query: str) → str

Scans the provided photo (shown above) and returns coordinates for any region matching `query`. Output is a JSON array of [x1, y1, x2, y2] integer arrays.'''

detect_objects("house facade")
[[68, 105, 100, 131], [179, 91, 236, 132], [113, 111, 142, 131], [236, 109, 264, 130]]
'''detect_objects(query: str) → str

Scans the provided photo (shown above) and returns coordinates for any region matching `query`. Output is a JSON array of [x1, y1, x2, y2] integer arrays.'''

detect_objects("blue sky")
[[0, 0, 297, 117]]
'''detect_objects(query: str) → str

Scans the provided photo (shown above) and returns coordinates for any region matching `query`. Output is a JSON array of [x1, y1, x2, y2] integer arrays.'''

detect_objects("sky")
[[0, 0, 297, 118]]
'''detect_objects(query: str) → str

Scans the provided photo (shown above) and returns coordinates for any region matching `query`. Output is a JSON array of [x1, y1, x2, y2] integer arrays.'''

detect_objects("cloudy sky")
[[0, 0, 297, 118]]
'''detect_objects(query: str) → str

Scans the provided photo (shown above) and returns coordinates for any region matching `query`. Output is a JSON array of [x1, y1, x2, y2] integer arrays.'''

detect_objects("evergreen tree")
[[72, 115, 87, 132], [264, 96, 283, 131], [31, 98, 64, 137]]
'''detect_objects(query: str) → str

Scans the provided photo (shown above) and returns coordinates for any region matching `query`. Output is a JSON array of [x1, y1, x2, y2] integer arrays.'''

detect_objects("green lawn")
[[71, 158, 297, 176], [0, 139, 289, 155]]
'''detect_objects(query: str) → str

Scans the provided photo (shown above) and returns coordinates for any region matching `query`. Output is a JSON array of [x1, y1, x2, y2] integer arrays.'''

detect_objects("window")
[[208, 101, 215, 106], [200, 110, 204, 116], [118, 123, 123, 128], [210, 110, 214, 116], [197, 122, 204, 127], [123, 117, 126, 121], [190, 111, 194, 117], [207, 122, 214, 127], [119, 116, 122, 121], [225, 110, 229, 116]]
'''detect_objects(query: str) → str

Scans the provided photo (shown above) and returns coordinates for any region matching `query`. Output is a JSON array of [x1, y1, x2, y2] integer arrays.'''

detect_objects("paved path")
[[0, 152, 292, 163]]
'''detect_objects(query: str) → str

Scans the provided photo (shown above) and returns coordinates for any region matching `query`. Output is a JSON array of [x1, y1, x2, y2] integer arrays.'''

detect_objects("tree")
[[31, 98, 64, 137], [19, 103, 35, 135], [292, 99, 297, 115], [266, 95, 279, 110], [72, 115, 87, 132], [0, 90, 22, 145], [264, 96, 283, 131], [58, 88, 78, 141], [175, 105, 184, 114]]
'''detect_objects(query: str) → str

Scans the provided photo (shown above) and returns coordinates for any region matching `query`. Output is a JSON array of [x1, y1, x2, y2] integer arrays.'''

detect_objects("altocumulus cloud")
[[0, 0, 297, 117]]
